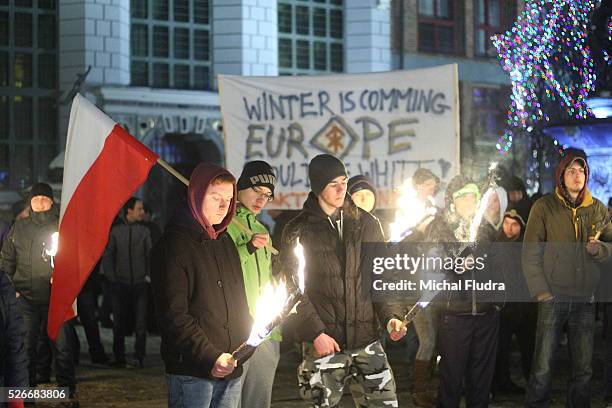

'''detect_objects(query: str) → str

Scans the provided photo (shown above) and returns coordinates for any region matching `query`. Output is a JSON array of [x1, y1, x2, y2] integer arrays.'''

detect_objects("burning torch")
[[388, 178, 437, 243], [231, 238, 306, 363], [43, 232, 59, 269]]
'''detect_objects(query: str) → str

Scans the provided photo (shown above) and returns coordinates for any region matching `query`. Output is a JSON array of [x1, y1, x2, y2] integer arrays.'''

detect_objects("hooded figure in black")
[[277, 154, 406, 408], [151, 164, 251, 408]]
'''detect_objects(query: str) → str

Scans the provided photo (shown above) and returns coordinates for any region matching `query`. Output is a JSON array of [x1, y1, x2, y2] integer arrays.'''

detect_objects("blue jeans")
[[167, 374, 242, 408], [525, 297, 594, 408]]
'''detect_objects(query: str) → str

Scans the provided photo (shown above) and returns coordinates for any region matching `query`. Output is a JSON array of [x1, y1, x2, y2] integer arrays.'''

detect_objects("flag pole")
[[157, 158, 189, 186], [156, 158, 279, 255]]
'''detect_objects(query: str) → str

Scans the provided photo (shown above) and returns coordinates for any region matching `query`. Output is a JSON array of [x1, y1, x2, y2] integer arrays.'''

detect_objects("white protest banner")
[[219, 64, 460, 209]]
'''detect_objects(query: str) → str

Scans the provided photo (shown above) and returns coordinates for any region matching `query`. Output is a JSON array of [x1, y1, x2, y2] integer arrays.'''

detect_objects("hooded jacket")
[[0, 208, 58, 305], [277, 192, 402, 349], [522, 152, 611, 298], [226, 205, 281, 342], [150, 164, 251, 380]]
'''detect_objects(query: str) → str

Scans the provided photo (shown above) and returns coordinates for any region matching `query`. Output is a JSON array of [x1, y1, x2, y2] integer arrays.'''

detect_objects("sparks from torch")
[[231, 238, 306, 363]]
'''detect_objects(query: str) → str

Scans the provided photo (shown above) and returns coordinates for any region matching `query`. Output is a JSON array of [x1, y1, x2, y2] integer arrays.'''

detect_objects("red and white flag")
[[48, 94, 158, 339]]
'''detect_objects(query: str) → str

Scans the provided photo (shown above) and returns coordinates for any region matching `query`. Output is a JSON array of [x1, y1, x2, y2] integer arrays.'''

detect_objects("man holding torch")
[[0, 183, 78, 406], [151, 164, 251, 408], [226, 161, 281, 408], [277, 154, 406, 408]]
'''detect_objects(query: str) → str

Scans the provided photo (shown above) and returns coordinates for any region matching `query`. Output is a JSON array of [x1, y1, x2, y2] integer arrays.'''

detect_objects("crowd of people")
[[0, 148, 610, 408]]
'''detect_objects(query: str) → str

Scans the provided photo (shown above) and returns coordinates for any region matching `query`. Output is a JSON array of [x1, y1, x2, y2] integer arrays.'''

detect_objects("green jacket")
[[227, 206, 281, 342], [0, 209, 58, 305], [522, 188, 611, 298]]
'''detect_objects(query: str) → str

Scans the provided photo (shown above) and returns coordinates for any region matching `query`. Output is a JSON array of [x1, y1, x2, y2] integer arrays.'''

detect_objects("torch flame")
[[45, 232, 59, 258], [45, 232, 59, 268], [246, 282, 288, 347], [469, 188, 494, 242], [293, 238, 305, 293], [389, 179, 437, 242]]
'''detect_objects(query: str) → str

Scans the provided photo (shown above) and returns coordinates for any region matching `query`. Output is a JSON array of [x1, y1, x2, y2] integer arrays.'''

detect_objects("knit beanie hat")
[[236, 161, 277, 197], [308, 154, 348, 195], [30, 182, 53, 200], [503, 201, 530, 228], [348, 175, 376, 196]]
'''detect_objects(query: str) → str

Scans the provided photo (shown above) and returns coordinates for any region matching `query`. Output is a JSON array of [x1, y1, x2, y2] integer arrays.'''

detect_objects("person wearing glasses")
[[227, 161, 280, 408]]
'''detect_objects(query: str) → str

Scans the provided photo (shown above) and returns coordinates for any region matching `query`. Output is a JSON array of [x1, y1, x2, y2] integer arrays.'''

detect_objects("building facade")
[[0, 0, 522, 210]]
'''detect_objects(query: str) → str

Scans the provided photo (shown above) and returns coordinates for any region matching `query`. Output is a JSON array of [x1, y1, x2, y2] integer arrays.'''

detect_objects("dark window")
[[278, 4, 292, 33], [418, 0, 464, 55], [38, 14, 55, 49], [0, 1, 58, 190], [153, 62, 169, 88], [0, 52, 7, 86], [193, 29, 209, 60], [14, 53, 32, 88], [14, 13, 32, 47], [278, 1, 344, 75], [131, 0, 211, 89], [475, 0, 516, 56], [153, 26, 169, 57], [131, 0, 148, 18], [174, 64, 190, 89], [38, 97, 56, 141], [173, 0, 189, 22], [0, 96, 7, 139], [174, 27, 189, 59], [38, 53, 56, 88], [131, 24, 148, 57], [131, 61, 149, 86], [14, 95, 33, 140], [153, 0, 168, 20]]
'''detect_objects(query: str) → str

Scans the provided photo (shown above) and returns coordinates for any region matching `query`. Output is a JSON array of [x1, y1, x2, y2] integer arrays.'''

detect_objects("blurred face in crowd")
[[351, 189, 375, 213], [454, 193, 478, 221], [238, 186, 272, 215], [203, 181, 234, 225], [416, 178, 438, 201], [318, 176, 348, 215], [502, 217, 522, 241], [126, 200, 145, 223], [508, 190, 524, 203], [486, 191, 501, 222], [563, 162, 586, 198], [30, 196, 53, 213]]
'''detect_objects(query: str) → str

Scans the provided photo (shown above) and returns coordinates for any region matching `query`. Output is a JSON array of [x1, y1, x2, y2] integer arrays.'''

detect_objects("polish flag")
[[47, 94, 159, 339]]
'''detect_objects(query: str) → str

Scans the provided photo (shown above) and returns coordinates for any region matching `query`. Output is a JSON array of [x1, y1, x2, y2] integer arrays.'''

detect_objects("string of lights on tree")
[[493, 0, 599, 158]]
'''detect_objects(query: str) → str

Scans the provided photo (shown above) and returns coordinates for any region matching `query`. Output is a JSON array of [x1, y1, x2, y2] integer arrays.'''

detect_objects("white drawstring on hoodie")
[[327, 210, 344, 241]]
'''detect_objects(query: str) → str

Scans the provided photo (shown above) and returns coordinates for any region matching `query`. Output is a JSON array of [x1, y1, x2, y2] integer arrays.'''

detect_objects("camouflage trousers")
[[298, 340, 398, 408]]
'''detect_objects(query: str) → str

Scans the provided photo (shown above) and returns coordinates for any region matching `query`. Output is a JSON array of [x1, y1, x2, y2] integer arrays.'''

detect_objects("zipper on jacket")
[[247, 216, 262, 289]]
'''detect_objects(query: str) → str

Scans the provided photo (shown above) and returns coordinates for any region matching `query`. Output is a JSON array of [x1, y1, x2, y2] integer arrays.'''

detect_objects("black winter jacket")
[[103, 220, 152, 285], [424, 213, 498, 315], [0, 209, 58, 305], [151, 208, 251, 380], [277, 193, 402, 349]]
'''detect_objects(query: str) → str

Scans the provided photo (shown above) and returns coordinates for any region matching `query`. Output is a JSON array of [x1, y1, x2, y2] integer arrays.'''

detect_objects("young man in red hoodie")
[[151, 164, 252, 408]]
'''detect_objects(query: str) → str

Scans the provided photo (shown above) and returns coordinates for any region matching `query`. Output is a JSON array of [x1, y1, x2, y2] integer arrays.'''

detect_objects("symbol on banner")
[[310, 116, 359, 158]]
